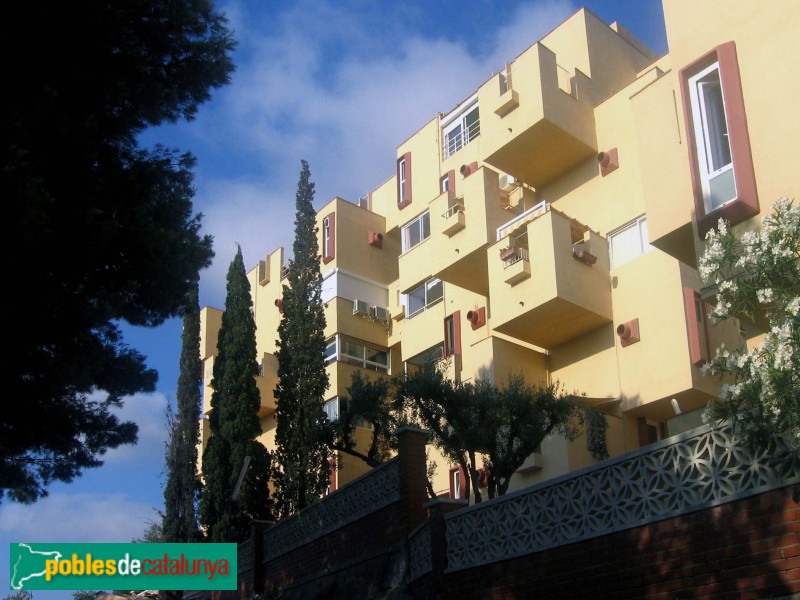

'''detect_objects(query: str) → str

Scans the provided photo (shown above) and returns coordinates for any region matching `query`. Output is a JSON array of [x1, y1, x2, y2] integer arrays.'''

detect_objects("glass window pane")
[[610, 223, 642, 268], [444, 316, 455, 356], [324, 398, 339, 421], [324, 339, 337, 364], [408, 222, 422, 247], [408, 284, 427, 315], [464, 106, 480, 141], [340, 338, 362, 359], [426, 278, 443, 304], [445, 124, 462, 156], [698, 72, 731, 172]]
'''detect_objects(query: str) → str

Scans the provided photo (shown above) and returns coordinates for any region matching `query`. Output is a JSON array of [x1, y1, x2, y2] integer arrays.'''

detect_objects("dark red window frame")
[[397, 152, 412, 209], [322, 212, 335, 264], [679, 41, 758, 238]]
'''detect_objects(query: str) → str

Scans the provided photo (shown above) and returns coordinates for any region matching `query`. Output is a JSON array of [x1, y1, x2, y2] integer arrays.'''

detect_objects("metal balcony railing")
[[442, 117, 481, 160], [502, 246, 529, 268], [442, 202, 464, 220]]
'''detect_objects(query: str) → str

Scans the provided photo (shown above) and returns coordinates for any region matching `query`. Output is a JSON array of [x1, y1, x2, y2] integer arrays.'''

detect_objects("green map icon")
[[10, 543, 63, 589]]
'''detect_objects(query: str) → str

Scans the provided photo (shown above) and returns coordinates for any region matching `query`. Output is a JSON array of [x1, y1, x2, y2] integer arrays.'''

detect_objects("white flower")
[[787, 296, 800, 316], [757, 288, 774, 304]]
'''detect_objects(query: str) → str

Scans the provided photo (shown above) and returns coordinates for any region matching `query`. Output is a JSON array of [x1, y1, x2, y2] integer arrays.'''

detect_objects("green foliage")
[[397, 364, 605, 500], [699, 198, 800, 450], [2, 0, 235, 503], [199, 248, 272, 542], [3, 591, 33, 600], [321, 372, 402, 467], [274, 161, 331, 517], [132, 513, 164, 543], [163, 281, 202, 542]]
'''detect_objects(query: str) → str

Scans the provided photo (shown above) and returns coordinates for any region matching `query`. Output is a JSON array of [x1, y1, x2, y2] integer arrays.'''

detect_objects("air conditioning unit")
[[499, 173, 517, 192], [353, 299, 369, 315], [370, 306, 390, 322]]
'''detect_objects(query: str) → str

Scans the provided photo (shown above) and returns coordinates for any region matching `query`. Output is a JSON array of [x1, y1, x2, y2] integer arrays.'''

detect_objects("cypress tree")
[[274, 160, 331, 517], [199, 247, 272, 542], [163, 279, 203, 542]]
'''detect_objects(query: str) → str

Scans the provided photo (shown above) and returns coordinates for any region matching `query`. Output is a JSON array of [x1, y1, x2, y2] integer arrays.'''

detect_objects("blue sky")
[[2, 1, 666, 596]]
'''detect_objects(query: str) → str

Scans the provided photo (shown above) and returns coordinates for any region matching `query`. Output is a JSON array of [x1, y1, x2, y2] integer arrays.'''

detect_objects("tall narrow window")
[[399, 159, 407, 201], [322, 213, 335, 264], [443, 311, 462, 376], [688, 64, 735, 212], [680, 42, 758, 236], [449, 466, 466, 500], [684, 288, 711, 365], [397, 152, 412, 208], [444, 315, 456, 356]]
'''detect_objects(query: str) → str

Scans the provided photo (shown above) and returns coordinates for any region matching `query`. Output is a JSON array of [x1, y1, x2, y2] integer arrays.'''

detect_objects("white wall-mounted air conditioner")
[[370, 306, 390, 322], [353, 299, 369, 315]]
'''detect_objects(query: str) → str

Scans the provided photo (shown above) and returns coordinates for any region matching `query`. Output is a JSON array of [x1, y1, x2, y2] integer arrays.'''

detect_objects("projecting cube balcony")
[[404, 167, 512, 297], [516, 451, 544, 473], [478, 42, 596, 187], [494, 88, 519, 117], [488, 207, 612, 349], [441, 203, 466, 236], [631, 71, 698, 266], [501, 248, 531, 284]]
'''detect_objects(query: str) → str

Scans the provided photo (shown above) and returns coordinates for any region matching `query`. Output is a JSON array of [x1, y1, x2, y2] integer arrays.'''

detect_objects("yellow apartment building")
[[199, 0, 799, 499]]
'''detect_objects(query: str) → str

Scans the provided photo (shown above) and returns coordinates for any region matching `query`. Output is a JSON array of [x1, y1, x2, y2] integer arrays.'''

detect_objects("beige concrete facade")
[[199, 1, 798, 499]]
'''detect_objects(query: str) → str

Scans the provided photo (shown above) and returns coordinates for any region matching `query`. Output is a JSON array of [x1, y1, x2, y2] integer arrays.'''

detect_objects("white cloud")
[[0, 492, 159, 542], [103, 391, 170, 466], [186, 0, 577, 306]]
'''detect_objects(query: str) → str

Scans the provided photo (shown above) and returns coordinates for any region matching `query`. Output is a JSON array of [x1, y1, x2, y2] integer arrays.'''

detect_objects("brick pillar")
[[395, 426, 430, 533], [425, 497, 468, 594], [249, 519, 272, 594]]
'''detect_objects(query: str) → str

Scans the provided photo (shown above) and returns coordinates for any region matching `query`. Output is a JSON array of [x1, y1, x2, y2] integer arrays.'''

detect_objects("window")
[[399, 159, 407, 201], [449, 466, 466, 500], [440, 171, 452, 195], [397, 152, 412, 208], [323, 397, 340, 421], [322, 213, 335, 264], [608, 216, 652, 268], [442, 96, 480, 159], [323, 335, 389, 373], [401, 211, 430, 253], [680, 42, 758, 236], [405, 278, 443, 318], [324, 338, 337, 365], [637, 417, 662, 447], [444, 315, 456, 356], [684, 288, 711, 365], [586, 419, 605, 457], [323, 396, 373, 430], [405, 344, 446, 375], [688, 64, 735, 212]]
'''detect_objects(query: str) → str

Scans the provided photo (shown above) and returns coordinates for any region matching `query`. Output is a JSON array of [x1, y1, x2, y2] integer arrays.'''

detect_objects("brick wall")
[[218, 424, 798, 600], [254, 427, 429, 596], [421, 485, 800, 600], [260, 500, 406, 593]]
